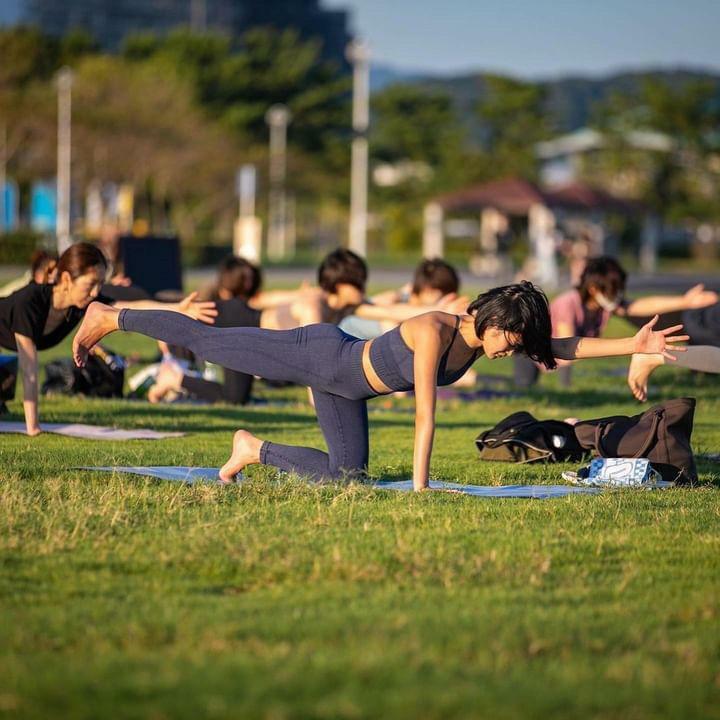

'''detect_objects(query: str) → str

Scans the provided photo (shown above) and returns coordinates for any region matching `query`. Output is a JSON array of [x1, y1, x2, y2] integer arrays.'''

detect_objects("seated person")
[[150, 256, 263, 405]]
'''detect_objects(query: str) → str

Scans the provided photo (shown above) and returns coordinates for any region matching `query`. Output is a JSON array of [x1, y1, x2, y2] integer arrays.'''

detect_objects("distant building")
[[535, 127, 673, 196], [16, 0, 350, 66]]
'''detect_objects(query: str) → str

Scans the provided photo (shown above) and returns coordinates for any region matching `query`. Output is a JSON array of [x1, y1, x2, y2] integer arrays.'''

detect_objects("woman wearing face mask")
[[0, 242, 217, 436], [513, 256, 717, 389]]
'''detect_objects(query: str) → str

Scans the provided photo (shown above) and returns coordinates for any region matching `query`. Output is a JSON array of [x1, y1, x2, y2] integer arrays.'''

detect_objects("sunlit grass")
[[0, 317, 718, 718]]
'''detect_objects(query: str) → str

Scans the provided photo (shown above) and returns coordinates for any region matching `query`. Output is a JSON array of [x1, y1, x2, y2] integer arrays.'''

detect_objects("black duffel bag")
[[475, 411, 585, 464], [574, 398, 697, 484]]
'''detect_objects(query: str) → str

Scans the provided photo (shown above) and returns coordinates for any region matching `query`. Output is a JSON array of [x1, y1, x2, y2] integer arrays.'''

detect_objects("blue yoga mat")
[[79, 466, 602, 498]]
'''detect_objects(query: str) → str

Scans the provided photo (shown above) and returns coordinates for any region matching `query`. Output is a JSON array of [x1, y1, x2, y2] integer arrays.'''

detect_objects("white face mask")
[[594, 291, 622, 313]]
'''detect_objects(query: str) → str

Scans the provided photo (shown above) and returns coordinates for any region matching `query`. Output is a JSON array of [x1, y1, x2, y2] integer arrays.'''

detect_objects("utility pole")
[[265, 104, 291, 261], [346, 40, 370, 257], [56, 67, 73, 254]]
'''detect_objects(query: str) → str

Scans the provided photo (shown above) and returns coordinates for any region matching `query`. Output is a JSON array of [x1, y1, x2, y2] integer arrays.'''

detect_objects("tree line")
[[1, 24, 718, 258]]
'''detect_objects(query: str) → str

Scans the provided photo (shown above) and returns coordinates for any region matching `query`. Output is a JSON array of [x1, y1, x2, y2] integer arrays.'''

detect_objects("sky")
[[0, 0, 22, 23], [325, 0, 720, 78]]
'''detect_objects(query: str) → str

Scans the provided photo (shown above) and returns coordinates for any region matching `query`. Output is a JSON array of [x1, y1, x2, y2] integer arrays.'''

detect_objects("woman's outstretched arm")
[[115, 292, 218, 324], [622, 284, 718, 316], [551, 316, 689, 361]]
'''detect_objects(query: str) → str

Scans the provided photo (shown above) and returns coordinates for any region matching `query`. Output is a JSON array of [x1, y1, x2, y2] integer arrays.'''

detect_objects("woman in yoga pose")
[[0, 242, 216, 435], [73, 282, 688, 490], [513, 256, 717, 389]]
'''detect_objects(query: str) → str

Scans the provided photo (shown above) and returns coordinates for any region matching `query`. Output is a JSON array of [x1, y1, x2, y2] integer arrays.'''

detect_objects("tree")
[[123, 27, 351, 160], [371, 84, 464, 167], [477, 75, 551, 178], [70, 54, 250, 243], [593, 78, 720, 222]]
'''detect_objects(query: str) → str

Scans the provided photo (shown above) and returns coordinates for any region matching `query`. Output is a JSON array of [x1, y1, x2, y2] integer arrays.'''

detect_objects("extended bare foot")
[[147, 362, 184, 404], [219, 429, 264, 483], [73, 302, 121, 367], [627, 353, 664, 402]]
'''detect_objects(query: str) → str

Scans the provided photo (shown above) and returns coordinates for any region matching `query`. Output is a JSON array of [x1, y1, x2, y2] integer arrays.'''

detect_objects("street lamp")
[[56, 66, 73, 254], [346, 40, 370, 257], [265, 104, 291, 261]]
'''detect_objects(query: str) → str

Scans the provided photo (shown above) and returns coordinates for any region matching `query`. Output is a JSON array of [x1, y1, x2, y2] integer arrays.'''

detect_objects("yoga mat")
[[0, 422, 184, 440], [79, 466, 602, 498]]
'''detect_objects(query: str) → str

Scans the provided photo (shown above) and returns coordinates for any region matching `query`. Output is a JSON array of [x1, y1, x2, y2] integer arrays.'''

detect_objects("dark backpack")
[[574, 398, 697, 484], [42, 348, 125, 399], [475, 411, 585, 464]]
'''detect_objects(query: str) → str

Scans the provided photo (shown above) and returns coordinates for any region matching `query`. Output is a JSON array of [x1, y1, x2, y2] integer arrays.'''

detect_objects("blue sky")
[[325, 0, 720, 77]]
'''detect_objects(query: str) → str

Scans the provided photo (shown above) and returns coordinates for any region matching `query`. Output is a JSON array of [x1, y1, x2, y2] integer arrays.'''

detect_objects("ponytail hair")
[[467, 281, 556, 369], [56, 242, 108, 281]]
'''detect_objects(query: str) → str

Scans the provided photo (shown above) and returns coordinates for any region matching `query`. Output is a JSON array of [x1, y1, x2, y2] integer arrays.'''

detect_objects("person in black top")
[[0, 242, 217, 435], [149, 256, 263, 405]]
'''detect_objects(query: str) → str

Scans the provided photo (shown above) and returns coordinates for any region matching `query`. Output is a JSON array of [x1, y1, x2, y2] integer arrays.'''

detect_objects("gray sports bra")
[[368, 316, 479, 392]]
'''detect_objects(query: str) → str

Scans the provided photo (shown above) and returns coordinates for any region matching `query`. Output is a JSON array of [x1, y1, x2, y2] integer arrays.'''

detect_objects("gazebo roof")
[[542, 182, 638, 214], [435, 178, 545, 215], [433, 177, 638, 216]]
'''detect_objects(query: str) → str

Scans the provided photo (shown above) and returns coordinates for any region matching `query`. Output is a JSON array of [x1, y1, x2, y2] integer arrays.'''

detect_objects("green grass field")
[[1, 319, 719, 719]]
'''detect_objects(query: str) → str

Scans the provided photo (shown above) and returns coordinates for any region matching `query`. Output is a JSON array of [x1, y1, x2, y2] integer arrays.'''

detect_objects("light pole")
[[265, 104, 291, 261], [346, 40, 370, 257], [56, 66, 73, 254]]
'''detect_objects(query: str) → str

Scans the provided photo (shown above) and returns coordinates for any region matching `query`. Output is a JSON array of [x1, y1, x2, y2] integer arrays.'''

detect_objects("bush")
[[0, 230, 46, 264]]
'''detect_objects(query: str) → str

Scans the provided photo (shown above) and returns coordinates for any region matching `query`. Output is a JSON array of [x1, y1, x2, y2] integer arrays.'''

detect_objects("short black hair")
[[577, 256, 627, 304], [467, 281, 556, 369], [317, 248, 368, 294], [412, 258, 460, 296], [217, 255, 262, 300]]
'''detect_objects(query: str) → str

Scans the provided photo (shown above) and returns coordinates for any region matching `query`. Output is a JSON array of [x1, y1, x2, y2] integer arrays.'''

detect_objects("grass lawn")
[[0, 317, 719, 719]]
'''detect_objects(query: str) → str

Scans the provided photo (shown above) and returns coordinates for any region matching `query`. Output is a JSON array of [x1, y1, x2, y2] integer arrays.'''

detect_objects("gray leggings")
[[119, 309, 375, 480]]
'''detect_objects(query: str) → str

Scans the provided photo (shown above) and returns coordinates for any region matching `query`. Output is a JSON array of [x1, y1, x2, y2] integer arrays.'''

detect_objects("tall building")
[[21, 0, 350, 66]]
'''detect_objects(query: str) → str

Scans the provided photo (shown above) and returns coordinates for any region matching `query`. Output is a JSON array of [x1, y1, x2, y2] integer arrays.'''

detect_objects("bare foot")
[[73, 302, 121, 367], [147, 362, 184, 404], [627, 353, 664, 402], [219, 429, 264, 483]]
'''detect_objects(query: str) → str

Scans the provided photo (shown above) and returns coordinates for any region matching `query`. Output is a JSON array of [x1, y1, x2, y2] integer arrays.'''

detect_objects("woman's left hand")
[[633, 315, 689, 360], [178, 292, 218, 324]]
